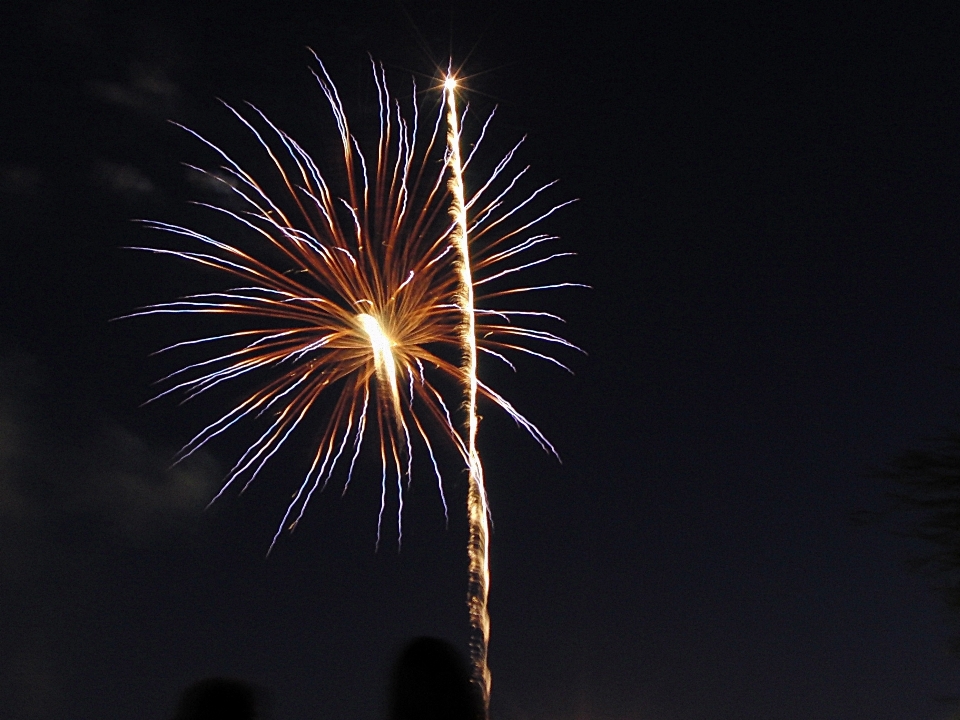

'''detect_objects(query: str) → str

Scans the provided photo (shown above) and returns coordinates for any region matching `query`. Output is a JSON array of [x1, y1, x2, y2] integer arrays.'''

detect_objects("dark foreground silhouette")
[[171, 636, 478, 720], [172, 677, 261, 720], [388, 637, 484, 720]]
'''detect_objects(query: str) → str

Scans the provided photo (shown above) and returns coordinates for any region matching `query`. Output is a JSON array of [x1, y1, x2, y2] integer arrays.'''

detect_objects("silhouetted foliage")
[[877, 432, 960, 633]]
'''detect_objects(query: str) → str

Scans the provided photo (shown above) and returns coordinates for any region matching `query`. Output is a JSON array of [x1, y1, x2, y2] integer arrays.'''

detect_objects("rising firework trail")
[[127, 55, 580, 710], [443, 73, 492, 706]]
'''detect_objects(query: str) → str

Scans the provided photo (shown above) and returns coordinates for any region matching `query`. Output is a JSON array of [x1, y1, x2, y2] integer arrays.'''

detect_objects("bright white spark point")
[[444, 77, 457, 91]]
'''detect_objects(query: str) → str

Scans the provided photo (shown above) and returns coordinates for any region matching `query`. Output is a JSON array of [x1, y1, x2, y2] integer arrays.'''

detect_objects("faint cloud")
[[0, 165, 44, 197], [0, 347, 217, 545], [94, 426, 218, 542], [93, 160, 156, 197], [89, 63, 180, 116]]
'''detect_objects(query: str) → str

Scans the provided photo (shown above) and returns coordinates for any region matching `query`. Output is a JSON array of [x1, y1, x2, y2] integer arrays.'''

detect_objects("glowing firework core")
[[357, 312, 400, 405]]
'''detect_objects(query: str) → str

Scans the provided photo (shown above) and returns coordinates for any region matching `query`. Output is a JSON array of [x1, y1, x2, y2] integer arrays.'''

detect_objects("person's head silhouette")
[[388, 637, 483, 720], [172, 677, 259, 720]]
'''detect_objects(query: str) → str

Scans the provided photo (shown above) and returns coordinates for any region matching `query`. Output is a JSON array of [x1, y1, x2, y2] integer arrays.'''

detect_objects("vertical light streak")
[[444, 75, 492, 711]]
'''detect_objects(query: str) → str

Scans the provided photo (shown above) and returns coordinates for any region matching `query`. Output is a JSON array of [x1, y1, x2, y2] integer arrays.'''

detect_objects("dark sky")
[[4, 1, 960, 718]]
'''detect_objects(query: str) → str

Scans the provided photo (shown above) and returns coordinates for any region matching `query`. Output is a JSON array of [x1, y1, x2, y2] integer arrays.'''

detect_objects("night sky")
[[4, 1, 960, 718]]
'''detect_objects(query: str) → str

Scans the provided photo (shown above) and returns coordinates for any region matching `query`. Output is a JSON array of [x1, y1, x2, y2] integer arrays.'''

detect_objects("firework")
[[128, 56, 579, 709]]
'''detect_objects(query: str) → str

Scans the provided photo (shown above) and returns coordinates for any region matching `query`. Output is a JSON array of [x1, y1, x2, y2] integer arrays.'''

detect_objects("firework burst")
[[128, 55, 579, 708]]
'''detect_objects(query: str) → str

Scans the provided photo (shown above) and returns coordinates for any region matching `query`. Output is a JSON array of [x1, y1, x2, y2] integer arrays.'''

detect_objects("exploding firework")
[[128, 55, 579, 709]]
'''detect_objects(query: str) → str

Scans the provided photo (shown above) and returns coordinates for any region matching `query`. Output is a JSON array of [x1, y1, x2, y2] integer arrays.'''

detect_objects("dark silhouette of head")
[[172, 677, 259, 720], [388, 637, 484, 720]]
